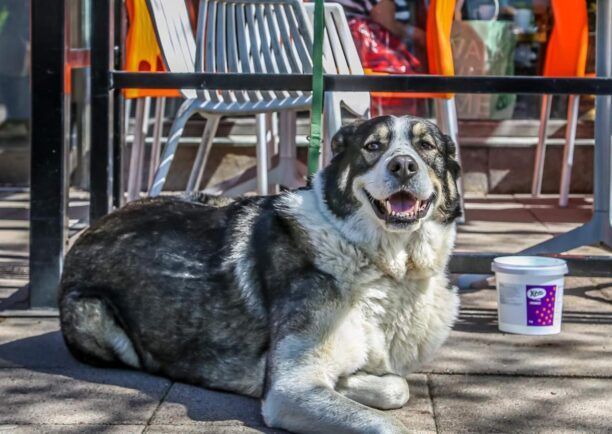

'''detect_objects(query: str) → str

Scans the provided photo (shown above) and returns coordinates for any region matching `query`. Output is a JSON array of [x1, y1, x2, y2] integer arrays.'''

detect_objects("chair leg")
[[149, 99, 198, 197], [434, 99, 449, 133], [559, 95, 580, 207], [255, 114, 269, 195], [269, 110, 305, 189], [186, 114, 221, 193], [267, 113, 279, 194], [532, 94, 553, 197], [269, 112, 279, 158], [148, 97, 166, 189], [127, 97, 151, 202], [124, 98, 132, 138], [208, 110, 303, 196], [442, 99, 459, 147]]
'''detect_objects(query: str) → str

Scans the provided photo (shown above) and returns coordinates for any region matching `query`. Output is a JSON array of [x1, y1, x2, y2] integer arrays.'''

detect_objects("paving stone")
[[429, 375, 612, 433], [149, 382, 266, 428], [0, 318, 79, 368], [455, 231, 553, 253], [150, 375, 435, 433], [0, 425, 145, 434], [419, 280, 612, 378], [386, 374, 437, 433], [420, 322, 612, 378], [567, 244, 612, 256], [512, 193, 591, 202], [461, 208, 548, 232], [0, 368, 170, 425], [456, 199, 554, 253]]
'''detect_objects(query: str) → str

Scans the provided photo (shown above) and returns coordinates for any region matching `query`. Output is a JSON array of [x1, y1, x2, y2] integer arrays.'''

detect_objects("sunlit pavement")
[[1, 189, 610, 433]]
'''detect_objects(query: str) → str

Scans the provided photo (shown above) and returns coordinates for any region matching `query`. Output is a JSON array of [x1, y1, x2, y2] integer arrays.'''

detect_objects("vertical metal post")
[[29, 0, 69, 308], [113, 88, 124, 208], [112, 0, 126, 209], [594, 0, 612, 232], [90, 0, 115, 221]]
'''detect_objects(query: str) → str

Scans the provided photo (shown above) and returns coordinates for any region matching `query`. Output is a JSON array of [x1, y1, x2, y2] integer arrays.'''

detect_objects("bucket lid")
[[492, 256, 568, 276]]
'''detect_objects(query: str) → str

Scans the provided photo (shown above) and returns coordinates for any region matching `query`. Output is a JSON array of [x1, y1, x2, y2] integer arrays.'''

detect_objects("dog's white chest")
[[336, 275, 459, 377]]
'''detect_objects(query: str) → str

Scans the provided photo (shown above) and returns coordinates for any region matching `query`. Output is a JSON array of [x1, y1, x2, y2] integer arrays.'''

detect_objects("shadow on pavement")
[[0, 330, 283, 431]]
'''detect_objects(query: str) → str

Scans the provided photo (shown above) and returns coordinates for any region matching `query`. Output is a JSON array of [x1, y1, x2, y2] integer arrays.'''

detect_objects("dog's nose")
[[387, 155, 419, 182]]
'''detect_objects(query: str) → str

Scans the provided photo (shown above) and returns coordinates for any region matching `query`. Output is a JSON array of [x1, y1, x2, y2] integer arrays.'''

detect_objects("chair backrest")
[[148, 0, 369, 115], [125, 0, 182, 98], [543, 0, 588, 77], [201, 0, 317, 103], [148, 0, 317, 104], [305, 3, 370, 117], [146, 0, 199, 98]]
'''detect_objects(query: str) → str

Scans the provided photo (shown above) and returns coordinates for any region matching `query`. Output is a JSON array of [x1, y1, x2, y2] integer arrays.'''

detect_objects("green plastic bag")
[[451, 21, 517, 119]]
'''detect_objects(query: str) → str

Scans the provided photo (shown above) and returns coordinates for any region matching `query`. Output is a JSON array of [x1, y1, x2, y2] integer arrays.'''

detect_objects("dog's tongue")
[[388, 192, 416, 214]]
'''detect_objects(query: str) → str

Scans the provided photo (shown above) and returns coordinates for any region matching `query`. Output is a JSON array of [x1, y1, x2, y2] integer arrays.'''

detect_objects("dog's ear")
[[331, 119, 365, 156], [438, 133, 463, 223], [443, 134, 461, 181]]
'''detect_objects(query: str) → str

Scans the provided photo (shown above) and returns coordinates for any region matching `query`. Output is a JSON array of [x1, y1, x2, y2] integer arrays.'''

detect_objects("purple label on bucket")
[[526, 285, 556, 326]]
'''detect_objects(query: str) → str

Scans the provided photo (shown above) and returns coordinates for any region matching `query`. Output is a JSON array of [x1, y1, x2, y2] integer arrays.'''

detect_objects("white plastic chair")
[[304, 3, 370, 165], [147, 0, 369, 197]]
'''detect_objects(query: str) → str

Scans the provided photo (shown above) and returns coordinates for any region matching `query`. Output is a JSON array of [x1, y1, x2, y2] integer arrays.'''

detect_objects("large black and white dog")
[[60, 115, 461, 433]]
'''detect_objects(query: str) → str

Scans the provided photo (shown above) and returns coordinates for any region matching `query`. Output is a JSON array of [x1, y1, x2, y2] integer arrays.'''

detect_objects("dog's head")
[[321, 115, 461, 233]]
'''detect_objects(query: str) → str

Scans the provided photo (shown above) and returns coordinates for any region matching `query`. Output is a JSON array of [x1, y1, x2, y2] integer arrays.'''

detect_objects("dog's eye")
[[364, 142, 382, 152], [418, 140, 435, 151]]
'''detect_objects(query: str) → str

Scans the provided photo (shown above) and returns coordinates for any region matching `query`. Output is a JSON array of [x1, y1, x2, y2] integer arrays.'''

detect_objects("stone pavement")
[[1, 189, 611, 432], [1, 277, 611, 433]]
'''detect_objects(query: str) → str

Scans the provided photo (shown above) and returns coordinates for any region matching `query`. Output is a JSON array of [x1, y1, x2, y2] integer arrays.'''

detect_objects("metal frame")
[[29, 0, 70, 308], [113, 72, 612, 95], [90, 0, 115, 221], [29, 0, 612, 307]]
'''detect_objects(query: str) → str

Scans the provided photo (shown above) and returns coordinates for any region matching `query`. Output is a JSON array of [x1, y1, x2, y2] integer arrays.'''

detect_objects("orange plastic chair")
[[531, 0, 588, 206], [365, 0, 459, 150], [124, 0, 183, 201]]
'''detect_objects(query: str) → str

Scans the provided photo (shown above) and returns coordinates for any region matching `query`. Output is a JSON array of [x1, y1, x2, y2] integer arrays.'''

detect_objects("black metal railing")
[[28, 0, 612, 308]]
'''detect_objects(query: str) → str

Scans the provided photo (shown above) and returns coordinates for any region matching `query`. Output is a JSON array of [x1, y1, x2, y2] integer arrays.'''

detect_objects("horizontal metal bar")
[[112, 72, 612, 95], [449, 253, 612, 277]]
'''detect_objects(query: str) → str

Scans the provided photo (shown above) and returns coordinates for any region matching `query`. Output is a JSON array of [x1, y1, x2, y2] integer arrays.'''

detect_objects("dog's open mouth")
[[364, 189, 434, 224]]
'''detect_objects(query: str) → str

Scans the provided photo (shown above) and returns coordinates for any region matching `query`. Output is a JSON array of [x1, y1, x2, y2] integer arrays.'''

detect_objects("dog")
[[59, 115, 462, 433]]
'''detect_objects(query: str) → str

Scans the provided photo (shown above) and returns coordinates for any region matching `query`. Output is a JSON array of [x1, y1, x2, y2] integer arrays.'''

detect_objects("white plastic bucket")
[[492, 256, 568, 335]]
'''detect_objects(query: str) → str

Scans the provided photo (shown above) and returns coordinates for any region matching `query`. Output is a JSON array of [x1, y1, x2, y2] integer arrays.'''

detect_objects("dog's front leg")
[[261, 272, 409, 434], [263, 352, 409, 434], [336, 372, 410, 410]]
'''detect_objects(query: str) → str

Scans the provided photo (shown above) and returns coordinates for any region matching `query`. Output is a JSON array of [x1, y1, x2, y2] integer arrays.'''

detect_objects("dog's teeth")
[[385, 201, 392, 214]]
